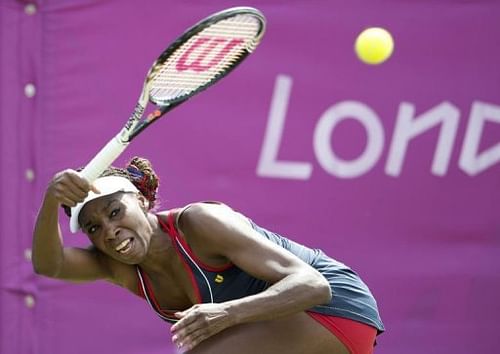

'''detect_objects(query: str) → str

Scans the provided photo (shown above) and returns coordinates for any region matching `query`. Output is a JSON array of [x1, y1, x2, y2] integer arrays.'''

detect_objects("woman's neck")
[[138, 213, 175, 274]]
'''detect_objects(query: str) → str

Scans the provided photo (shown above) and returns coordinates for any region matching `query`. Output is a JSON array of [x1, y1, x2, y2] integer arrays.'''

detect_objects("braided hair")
[[62, 156, 160, 217]]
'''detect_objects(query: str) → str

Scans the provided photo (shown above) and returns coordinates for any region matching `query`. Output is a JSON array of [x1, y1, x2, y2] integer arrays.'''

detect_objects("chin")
[[132, 251, 148, 264]]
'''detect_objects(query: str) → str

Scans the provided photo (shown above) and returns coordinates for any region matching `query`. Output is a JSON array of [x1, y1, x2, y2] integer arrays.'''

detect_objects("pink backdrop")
[[1, 0, 500, 353]]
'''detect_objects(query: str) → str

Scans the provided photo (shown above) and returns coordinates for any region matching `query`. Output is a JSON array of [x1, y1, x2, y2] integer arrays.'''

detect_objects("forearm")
[[226, 271, 331, 325], [32, 194, 65, 276]]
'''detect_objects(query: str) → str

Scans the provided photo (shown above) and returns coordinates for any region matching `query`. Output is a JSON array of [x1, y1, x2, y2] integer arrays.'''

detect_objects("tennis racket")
[[80, 7, 266, 182]]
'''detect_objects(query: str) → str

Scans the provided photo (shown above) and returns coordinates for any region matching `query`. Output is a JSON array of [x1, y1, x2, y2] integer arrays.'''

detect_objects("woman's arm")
[[32, 170, 113, 282], [171, 203, 331, 349]]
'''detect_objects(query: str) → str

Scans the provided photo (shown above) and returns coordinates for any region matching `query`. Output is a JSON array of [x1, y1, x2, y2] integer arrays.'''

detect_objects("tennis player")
[[32, 157, 384, 354]]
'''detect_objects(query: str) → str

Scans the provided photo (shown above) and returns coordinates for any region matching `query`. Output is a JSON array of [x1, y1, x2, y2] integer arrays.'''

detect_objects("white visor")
[[69, 176, 139, 233]]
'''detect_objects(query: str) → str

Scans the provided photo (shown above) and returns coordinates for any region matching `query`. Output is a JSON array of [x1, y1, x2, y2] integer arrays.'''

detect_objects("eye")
[[110, 208, 120, 218], [88, 225, 99, 235]]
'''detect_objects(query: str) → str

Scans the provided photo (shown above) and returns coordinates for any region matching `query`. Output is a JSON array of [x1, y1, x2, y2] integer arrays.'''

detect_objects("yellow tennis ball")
[[355, 27, 394, 65]]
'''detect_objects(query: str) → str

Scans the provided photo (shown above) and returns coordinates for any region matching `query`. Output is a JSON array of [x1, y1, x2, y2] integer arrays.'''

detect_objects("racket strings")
[[149, 14, 262, 103]]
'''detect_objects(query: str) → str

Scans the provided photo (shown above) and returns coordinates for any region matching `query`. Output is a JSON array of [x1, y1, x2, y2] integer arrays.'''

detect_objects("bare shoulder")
[[176, 202, 251, 262], [178, 202, 248, 232]]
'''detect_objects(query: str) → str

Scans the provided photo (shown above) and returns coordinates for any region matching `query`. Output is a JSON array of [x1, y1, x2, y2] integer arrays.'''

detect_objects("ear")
[[137, 194, 150, 211]]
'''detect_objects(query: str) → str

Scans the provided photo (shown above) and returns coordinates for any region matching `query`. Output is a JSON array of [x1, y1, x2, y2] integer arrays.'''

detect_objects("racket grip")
[[79, 136, 129, 183]]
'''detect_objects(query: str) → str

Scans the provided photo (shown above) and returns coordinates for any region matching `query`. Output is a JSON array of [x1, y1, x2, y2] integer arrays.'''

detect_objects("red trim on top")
[[158, 213, 203, 303], [166, 210, 233, 272]]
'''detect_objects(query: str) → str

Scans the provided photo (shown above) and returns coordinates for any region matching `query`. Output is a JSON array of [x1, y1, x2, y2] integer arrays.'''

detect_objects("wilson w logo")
[[176, 37, 244, 72]]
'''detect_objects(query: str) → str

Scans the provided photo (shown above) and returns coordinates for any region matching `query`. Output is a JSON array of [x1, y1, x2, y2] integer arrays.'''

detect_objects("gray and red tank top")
[[137, 209, 385, 334]]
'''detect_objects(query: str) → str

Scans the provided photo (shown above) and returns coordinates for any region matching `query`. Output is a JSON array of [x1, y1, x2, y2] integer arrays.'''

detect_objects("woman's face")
[[78, 192, 153, 264]]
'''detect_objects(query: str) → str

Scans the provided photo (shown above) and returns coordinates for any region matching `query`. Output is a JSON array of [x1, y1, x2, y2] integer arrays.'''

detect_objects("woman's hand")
[[171, 303, 235, 351], [46, 169, 97, 207]]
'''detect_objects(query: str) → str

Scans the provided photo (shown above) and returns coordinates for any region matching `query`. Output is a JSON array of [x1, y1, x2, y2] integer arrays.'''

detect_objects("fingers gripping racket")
[[80, 7, 266, 182]]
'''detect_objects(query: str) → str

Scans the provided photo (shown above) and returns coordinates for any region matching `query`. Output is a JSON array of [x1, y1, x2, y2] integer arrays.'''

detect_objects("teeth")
[[116, 239, 131, 252]]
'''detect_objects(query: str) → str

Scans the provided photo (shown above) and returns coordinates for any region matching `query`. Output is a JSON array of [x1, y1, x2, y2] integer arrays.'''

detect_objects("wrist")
[[43, 191, 61, 208], [224, 300, 245, 326]]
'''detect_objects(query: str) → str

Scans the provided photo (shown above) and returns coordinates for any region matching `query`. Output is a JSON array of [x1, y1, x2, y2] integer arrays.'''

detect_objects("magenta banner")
[[1, 0, 499, 353]]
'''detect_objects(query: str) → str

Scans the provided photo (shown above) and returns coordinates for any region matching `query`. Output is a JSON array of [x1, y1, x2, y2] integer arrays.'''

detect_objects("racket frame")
[[80, 7, 265, 182]]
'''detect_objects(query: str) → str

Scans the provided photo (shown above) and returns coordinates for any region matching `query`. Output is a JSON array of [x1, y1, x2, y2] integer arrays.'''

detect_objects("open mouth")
[[115, 238, 133, 254]]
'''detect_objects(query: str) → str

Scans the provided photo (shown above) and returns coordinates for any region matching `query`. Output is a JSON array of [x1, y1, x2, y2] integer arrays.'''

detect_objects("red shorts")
[[307, 312, 377, 354]]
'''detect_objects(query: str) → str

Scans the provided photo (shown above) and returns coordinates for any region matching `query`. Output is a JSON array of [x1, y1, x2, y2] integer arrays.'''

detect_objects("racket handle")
[[79, 136, 129, 182]]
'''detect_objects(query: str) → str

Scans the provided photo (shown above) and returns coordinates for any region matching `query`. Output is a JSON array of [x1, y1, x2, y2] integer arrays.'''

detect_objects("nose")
[[104, 224, 121, 241]]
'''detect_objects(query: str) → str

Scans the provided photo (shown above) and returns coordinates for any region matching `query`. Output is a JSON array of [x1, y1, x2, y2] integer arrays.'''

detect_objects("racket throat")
[[118, 102, 146, 143]]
